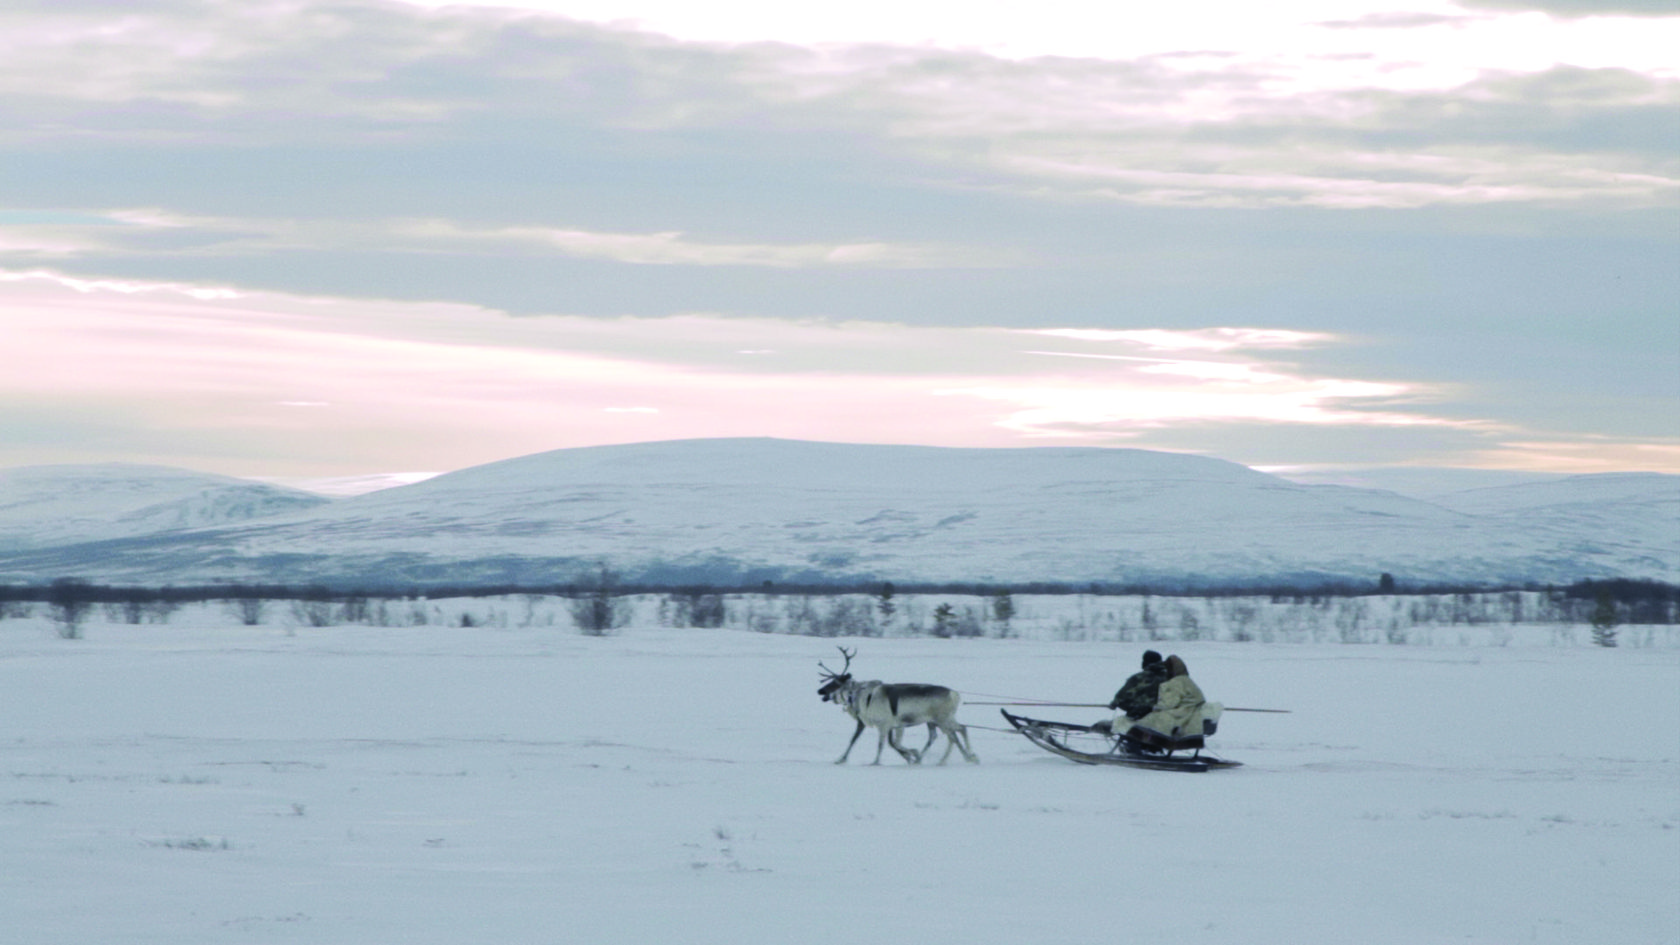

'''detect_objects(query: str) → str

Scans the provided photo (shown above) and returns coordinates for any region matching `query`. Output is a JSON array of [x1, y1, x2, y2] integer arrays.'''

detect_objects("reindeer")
[[817, 647, 978, 765]]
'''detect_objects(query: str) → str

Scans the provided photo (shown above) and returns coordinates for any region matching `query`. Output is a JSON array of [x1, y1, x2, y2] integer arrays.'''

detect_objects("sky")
[[1, 0, 1676, 486]]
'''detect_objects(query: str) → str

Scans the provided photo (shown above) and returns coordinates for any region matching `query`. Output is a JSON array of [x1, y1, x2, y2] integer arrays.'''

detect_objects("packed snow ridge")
[[0, 438, 1674, 588]]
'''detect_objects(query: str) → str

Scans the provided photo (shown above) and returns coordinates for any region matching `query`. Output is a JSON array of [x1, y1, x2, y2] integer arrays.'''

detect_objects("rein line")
[[964, 700, 1109, 707], [958, 689, 1103, 706]]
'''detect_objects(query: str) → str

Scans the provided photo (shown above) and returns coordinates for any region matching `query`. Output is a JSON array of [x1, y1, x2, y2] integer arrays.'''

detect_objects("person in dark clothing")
[[1109, 649, 1169, 720], [1090, 650, 1169, 736]]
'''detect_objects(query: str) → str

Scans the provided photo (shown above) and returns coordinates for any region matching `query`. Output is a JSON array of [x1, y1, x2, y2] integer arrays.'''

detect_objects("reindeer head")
[[816, 645, 855, 702]]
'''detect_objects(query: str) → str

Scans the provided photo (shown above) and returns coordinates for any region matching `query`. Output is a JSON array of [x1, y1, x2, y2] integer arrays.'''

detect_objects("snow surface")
[[5, 606, 1676, 945]]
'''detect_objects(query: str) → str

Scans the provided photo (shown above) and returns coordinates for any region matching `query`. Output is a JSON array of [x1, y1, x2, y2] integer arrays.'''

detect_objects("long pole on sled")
[[960, 701, 1109, 707], [965, 701, 1290, 713]]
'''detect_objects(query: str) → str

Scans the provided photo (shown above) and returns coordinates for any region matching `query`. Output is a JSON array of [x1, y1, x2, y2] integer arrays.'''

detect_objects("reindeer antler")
[[818, 645, 855, 680], [816, 646, 856, 700]]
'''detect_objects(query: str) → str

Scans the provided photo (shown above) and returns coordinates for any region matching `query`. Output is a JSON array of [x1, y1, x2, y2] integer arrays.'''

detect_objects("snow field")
[[2, 613, 1676, 945]]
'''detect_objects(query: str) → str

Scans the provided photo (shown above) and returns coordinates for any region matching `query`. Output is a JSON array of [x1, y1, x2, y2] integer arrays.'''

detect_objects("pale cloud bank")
[[396, 220, 988, 268], [0, 212, 994, 270], [3, 269, 1671, 477], [1023, 328, 1334, 351], [1, 1, 1673, 480], [2, 2, 1674, 210], [944, 380, 1454, 437], [0, 268, 239, 300], [399, 1, 1680, 83]]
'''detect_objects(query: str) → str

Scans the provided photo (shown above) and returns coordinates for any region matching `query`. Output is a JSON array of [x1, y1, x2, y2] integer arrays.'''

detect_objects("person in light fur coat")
[[1117, 654, 1222, 749]]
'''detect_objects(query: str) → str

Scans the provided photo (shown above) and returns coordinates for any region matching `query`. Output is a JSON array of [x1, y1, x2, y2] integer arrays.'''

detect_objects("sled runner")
[[1002, 710, 1242, 772]]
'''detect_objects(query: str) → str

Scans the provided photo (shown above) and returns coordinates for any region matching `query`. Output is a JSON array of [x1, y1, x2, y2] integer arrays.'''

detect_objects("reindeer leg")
[[920, 722, 938, 757], [872, 725, 889, 765], [935, 724, 958, 764], [836, 718, 866, 764], [932, 721, 977, 764], [888, 726, 922, 764]]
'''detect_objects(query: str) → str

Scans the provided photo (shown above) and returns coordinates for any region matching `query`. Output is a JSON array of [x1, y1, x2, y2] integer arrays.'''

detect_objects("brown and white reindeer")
[[817, 647, 978, 765]]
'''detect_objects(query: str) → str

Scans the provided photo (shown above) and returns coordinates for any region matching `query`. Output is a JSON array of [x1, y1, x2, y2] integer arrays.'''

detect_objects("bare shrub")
[[570, 568, 627, 636], [990, 591, 1015, 638], [144, 597, 180, 624], [1591, 590, 1619, 648], [667, 588, 727, 628], [48, 578, 95, 640], [783, 596, 819, 635], [0, 599, 34, 620], [931, 602, 956, 638], [339, 595, 370, 625], [823, 596, 877, 636], [225, 598, 266, 626], [931, 602, 981, 638], [1335, 599, 1370, 644], [876, 583, 896, 632], [114, 598, 148, 625], [290, 599, 334, 628], [1177, 605, 1202, 641], [1227, 601, 1259, 642], [571, 594, 626, 635]]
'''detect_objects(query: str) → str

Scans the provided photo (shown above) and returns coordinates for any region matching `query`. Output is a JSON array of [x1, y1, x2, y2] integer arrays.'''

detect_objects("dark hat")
[[1141, 650, 1163, 668]]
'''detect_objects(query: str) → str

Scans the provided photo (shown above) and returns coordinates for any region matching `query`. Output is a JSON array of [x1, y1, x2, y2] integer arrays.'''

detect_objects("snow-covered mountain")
[[1271, 466, 1568, 499], [0, 464, 330, 553], [0, 439, 1674, 588]]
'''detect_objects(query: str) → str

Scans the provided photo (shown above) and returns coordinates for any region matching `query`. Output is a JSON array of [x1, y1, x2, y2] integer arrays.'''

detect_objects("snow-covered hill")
[[0, 464, 330, 553], [0, 439, 1674, 587]]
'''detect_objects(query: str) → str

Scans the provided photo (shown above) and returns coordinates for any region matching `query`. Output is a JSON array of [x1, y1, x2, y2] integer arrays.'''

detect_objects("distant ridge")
[[0, 439, 1674, 588], [0, 463, 330, 553]]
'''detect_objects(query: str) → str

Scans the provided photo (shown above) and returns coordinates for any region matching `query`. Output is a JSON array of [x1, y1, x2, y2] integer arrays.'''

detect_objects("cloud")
[[1456, 0, 1680, 16], [940, 381, 1462, 439], [0, 210, 996, 270], [2, 1, 1674, 211], [1020, 328, 1333, 351], [0, 209, 283, 260], [896, 61, 1680, 208], [0, 2, 1673, 479], [1469, 437, 1680, 474], [395, 1, 1680, 62], [937, 332, 1470, 436], [0, 268, 240, 300], [0, 268, 1569, 474], [1317, 13, 1476, 29], [394, 220, 991, 268]]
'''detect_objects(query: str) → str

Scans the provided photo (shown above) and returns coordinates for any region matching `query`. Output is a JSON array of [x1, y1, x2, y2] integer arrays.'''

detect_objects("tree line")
[[2, 575, 1671, 609], [4, 576, 1673, 644]]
